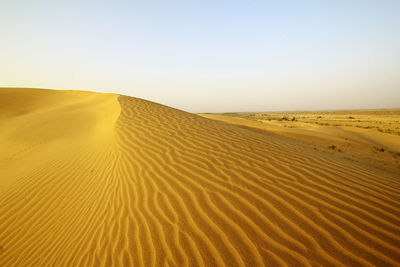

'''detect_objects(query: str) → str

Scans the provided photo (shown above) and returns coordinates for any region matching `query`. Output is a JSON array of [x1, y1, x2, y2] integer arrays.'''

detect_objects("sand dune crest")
[[0, 88, 399, 266]]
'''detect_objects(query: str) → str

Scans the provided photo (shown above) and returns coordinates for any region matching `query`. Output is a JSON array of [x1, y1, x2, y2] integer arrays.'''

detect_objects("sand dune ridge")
[[0, 88, 399, 266]]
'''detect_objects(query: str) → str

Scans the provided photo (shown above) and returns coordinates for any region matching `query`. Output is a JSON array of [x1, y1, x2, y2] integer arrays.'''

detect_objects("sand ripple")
[[0, 89, 399, 266]]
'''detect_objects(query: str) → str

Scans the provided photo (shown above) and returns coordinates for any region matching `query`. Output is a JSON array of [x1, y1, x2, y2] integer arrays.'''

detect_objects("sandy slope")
[[199, 114, 400, 174], [0, 88, 399, 267]]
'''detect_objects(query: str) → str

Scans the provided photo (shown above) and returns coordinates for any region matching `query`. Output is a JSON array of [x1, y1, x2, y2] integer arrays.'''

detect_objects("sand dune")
[[199, 113, 400, 174], [0, 88, 399, 266]]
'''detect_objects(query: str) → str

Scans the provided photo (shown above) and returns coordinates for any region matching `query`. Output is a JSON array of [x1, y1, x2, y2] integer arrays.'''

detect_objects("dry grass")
[[225, 109, 400, 135]]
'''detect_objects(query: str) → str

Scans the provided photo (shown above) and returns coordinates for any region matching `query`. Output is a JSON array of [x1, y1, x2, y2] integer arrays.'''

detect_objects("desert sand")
[[0, 88, 399, 266], [200, 111, 400, 174]]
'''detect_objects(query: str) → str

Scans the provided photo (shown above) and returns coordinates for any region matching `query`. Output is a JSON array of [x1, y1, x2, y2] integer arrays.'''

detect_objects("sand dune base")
[[0, 89, 399, 266]]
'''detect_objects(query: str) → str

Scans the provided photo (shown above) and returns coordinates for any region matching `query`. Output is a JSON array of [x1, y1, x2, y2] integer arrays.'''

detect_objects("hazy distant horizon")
[[3, 86, 400, 114], [1, 1, 399, 113]]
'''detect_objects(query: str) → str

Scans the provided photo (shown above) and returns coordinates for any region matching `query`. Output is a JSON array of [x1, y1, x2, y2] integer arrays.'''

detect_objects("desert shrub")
[[279, 116, 290, 121], [374, 147, 385, 152]]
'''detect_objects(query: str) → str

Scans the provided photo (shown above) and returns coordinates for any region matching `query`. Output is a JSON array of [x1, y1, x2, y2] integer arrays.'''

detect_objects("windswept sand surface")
[[200, 113, 400, 173], [1, 88, 400, 266]]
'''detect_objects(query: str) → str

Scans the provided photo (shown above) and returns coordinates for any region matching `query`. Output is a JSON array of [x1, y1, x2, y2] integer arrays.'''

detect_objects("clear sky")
[[1, 0, 399, 112]]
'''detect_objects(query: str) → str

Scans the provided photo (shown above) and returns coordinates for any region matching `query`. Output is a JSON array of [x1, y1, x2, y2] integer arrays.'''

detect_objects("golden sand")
[[200, 112, 400, 174], [1, 88, 399, 266]]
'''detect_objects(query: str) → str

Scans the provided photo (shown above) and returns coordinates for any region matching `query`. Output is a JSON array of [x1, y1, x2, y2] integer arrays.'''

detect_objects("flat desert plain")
[[1, 88, 400, 266]]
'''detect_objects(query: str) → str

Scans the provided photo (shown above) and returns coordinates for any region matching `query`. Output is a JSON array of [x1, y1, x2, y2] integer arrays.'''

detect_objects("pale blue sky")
[[1, 0, 399, 112]]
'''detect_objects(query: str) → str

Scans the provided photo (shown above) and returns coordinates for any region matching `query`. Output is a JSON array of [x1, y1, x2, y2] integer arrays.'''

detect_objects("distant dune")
[[0, 88, 399, 266]]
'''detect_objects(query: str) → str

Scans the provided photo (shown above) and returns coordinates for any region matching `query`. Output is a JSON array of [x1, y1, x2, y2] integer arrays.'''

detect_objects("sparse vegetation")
[[280, 116, 289, 121], [392, 152, 400, 157], [216, 109, 400, 135], [374, 147, 385, 152]]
